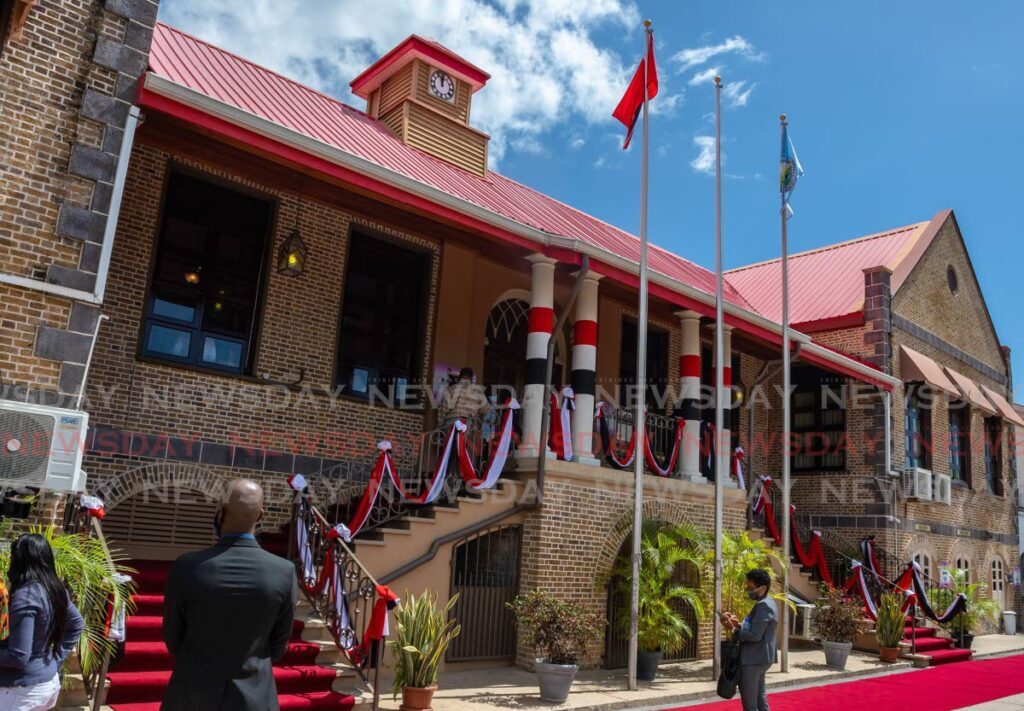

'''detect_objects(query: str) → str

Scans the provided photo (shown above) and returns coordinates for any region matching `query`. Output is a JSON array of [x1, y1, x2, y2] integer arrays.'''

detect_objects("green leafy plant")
[[705, 530, 792, 634], [811, 586, 863, 644], [611, 520, 708, 654], [932, 567, 1002, 636], [0, 524, 135, 677], [387, 590, 461, 697], [875, 593, 906, 648], [507, 590, 602, 665]]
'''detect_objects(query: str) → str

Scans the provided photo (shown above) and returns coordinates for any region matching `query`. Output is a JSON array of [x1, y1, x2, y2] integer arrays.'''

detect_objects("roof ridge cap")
[[725, 220, 930, 274]]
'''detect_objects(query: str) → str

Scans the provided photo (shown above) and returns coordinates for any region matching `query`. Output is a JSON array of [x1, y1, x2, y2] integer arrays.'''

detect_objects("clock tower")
[[351, 36, 491, 177]]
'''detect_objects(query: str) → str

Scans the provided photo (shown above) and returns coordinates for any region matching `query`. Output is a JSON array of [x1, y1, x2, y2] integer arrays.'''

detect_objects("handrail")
[[62, 494, 130, 711], [291, 492, 383, 711]]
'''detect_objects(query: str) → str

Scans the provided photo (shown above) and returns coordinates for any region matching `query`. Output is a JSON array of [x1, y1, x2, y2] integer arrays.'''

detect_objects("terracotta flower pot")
[[878, 646, 900, 663], [400, 685, 437, 711]]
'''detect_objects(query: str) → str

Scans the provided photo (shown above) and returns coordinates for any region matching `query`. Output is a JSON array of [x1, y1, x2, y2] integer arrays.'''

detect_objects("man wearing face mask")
[[721, 568, 777, 711], [162, 479, 298, 711]]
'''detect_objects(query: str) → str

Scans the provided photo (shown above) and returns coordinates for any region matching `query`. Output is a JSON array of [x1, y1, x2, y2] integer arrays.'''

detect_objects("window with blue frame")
[[984, 416, 1003, 496], [948, 400, 970, 484], [141, 172, 273, 373], [904, 382, 932, 469]]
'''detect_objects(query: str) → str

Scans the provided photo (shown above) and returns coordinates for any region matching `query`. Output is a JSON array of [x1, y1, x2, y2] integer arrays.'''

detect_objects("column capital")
[[572, 270, 603, 282], [675, 309, 702, 322], [526, 253, 558, 266]]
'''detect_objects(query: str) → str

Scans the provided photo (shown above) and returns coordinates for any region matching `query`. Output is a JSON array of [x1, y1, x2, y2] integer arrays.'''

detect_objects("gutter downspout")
[[535, 255, 589, 502], [0, 106, 140, 305]]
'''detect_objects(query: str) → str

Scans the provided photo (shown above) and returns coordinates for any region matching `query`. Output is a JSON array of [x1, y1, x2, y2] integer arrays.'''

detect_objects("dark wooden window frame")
[[905, 382, 933, 470], [790, 369, 847, 473], [983, 416, 1003, 496], [139, 167, 275, 376], [948, 400, 971, 486]]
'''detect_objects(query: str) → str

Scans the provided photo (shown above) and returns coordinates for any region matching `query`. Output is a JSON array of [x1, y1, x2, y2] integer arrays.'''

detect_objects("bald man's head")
[[216, 478, 264, 535]]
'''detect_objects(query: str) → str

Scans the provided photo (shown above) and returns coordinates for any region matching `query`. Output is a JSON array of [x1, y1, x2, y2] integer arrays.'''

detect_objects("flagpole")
[[712, 74, 725, 682], [627, 18, 653, 693], [779, 113, 792, 674]]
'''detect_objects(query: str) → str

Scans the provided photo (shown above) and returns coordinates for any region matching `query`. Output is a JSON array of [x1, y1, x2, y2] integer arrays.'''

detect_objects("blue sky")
[[160, 0, 1024, 383]]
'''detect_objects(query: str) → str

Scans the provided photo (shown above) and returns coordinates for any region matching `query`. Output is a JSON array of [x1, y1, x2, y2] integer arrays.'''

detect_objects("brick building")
[[0, 1, 1019, 684]]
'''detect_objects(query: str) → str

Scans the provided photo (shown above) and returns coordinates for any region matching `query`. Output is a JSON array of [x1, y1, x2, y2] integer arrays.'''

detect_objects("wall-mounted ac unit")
[[933, 472, 952, 505], [903, 467, 933, 501], [0, 401, 88, 493]]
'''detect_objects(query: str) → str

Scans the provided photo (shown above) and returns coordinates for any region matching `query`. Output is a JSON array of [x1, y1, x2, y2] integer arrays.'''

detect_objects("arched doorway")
[[103, 487, 217, 561], [446, 524, 522, 662], [603, 534, 699, 668], [483, 297, 565, 400]]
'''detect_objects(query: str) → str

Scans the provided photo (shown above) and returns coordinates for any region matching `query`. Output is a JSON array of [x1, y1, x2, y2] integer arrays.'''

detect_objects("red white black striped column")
[[676, 310, 705, 481], [521, 254, 557, 457], [571, 272, 601, 463], [714, 324, 738, 487]]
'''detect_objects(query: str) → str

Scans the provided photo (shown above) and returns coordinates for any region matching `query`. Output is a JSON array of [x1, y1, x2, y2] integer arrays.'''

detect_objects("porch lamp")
[[277, 229, 307, 276]]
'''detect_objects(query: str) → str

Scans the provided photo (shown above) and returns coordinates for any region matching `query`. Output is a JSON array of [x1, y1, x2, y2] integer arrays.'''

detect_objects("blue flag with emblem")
[[780, 123, 803, 218]]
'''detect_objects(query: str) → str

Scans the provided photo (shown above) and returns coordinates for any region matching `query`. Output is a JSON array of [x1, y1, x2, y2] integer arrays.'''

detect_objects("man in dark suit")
[[162, 479, 298, 711], [722, 568, 778, 711]]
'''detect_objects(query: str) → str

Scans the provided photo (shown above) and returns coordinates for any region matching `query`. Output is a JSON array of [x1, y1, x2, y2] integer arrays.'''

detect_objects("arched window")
[[954, 556, 972, 584], [912, 551, 934, 581], [991, 558, 1006, 608]]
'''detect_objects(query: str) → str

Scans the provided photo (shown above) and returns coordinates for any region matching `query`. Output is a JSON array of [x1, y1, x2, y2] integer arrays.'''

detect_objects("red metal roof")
[[147, 23, 751, 309], [725, 220, 934, 329]]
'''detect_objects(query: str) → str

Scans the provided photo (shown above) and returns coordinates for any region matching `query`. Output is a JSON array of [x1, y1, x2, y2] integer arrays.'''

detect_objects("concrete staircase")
[[902, 624, 973, 667], [348, 479, 526, 586], [749, 529, 822, 603]]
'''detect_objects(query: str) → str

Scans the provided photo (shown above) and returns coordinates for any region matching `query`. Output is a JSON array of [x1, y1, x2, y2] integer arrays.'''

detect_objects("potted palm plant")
[[707, 530, 791, 658], [387, 590, 461, 711], [0, 524, 135, 678], [812, 586, 863, 669], [933, 567, 1001, 650], [612, 521, 707, 681], [874, 593, 905, 662], [507, 590, 602, 703]]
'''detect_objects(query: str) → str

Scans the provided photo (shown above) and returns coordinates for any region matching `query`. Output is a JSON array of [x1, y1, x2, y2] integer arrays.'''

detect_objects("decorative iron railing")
[[291, 493, 383, 711], [323, 416, 502, 536], [62, 493, 133, 711], [600, 405, 686, 476]]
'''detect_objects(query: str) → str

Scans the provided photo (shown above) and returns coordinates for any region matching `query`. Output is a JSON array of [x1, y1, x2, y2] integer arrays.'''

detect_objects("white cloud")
[[594, 156, 607, 169], [158, 0, 641, 165], [570, 136, 586, 150], [672, 35, 763, 72], [689, 66, 721, 86], [723, 80, 755, 107], [690, 135, 716, 175]]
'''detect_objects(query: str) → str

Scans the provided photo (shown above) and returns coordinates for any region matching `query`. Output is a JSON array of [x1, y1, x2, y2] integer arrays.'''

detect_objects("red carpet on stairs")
[[902, 625, 973, 665], [107, 559, 355, 711], [668, 652, 1024, 711]]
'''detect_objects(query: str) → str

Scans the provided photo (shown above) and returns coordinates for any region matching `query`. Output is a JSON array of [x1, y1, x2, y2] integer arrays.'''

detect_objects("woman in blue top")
[[0, 534, 85, 711]]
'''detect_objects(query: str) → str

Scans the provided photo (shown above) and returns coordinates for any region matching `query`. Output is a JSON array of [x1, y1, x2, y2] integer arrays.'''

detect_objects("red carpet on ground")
[[107, 558, 354, 711], [668, 652, 1024, 711]]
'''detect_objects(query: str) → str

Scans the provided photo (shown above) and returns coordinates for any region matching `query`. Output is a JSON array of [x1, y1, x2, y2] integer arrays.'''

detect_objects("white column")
[[676, 310, 706, 482], [715, 324, 738, 488], [520, 254, 556, 458], [571, 272, 602, 465]]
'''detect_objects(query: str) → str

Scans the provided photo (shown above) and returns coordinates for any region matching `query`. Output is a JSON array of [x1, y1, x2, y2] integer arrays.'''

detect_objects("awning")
[[942, 367, 997, 415], [979, 383, 1024, 427], [899, 345, 959, 396]]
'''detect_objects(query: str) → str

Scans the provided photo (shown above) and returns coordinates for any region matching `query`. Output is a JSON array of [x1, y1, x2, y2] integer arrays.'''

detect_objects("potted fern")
[[612, 521, 707, 681], [387, 590, 461, 711], [812, 586, 863, 669], [507, 590, 602, 703], [875, 593, 905, 662], [933, 567, 1002, 649]]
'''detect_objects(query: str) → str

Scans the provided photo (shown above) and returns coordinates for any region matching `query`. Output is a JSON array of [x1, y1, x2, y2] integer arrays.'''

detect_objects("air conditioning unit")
[[0, 401, 88, 493], [903, 467, 933, 501], [933, 472, 952, 505]]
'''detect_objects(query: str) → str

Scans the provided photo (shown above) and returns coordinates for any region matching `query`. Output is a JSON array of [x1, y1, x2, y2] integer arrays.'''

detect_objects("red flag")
[[612, 31, 658, 150]]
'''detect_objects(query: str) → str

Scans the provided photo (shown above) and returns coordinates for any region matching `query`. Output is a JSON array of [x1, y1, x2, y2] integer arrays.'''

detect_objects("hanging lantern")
[[277, 229, 307, 276]]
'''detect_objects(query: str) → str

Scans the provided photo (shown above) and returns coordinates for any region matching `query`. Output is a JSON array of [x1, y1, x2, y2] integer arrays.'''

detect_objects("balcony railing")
[[599, 405, 690, 478]]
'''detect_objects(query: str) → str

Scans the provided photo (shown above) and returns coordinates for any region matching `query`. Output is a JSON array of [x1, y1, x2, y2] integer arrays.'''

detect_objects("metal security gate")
[[604, 543, 699, 668], [447, 524, 522, 661]]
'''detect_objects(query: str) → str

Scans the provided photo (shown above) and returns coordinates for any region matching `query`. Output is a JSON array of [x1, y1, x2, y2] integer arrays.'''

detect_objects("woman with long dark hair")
[[0, 534, 85, 710]]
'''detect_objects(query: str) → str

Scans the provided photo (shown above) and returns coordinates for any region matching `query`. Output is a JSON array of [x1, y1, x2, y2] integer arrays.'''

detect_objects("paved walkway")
[[380, 634, 1024, 711], [958, 694, 1024, 710]]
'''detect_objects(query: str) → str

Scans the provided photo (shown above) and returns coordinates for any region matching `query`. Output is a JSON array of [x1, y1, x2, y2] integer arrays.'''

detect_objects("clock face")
[[428, 69, 456, 102]]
